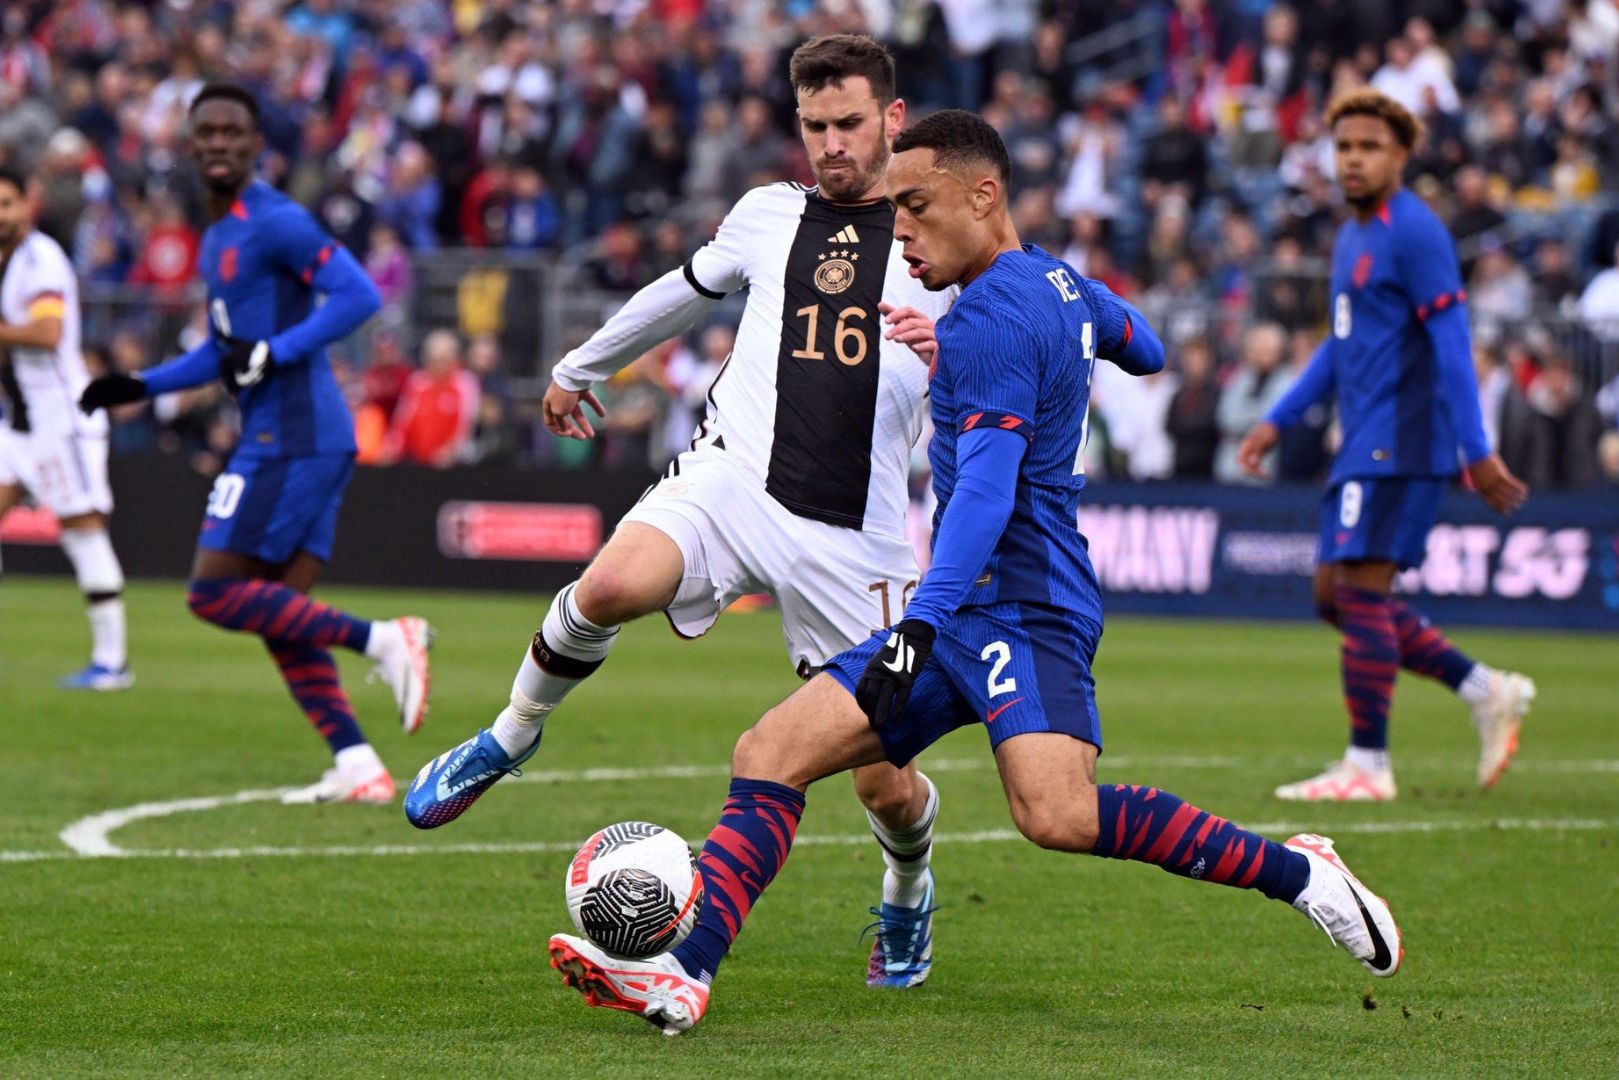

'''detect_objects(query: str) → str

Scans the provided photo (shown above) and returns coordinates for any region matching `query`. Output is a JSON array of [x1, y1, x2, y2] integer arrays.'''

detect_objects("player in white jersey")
[[406, 36, 952, 987], [0, 167, 131, 690]]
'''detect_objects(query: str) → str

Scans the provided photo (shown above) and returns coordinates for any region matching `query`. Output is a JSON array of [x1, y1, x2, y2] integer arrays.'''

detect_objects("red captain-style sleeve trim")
[[1416, 288, 1467, 320]]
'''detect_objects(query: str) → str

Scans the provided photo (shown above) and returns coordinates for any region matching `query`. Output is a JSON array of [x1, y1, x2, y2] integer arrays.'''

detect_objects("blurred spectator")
[[1215, 322, 1294, 484], [382, 329, 479, 468], [664, 324, 731, 460], [1140, 96, 1209, 211], [364, 222, 414, 322], [1469, 239, 1533, 325], [378, 141, 442, 250], [598, 348, 669, 471], [466, 332, 514, 465], [1475, 343, 1543, 485], [1578, 241, 1619, 341], [1530, 239, 1580, 309], [1526, 355, 1604, 487], [1166, 338, 1221, 478], [1276, 330, 1332, 482], [506, 165, 559, 250]]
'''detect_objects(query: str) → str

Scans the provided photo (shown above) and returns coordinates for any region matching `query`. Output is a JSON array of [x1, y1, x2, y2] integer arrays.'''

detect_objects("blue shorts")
[[1317, 477, 1446, 571], [826, 602, 1104, 768], [198, 453, 354, 564]]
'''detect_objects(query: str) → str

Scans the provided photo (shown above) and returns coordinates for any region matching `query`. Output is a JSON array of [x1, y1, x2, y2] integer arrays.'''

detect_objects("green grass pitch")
[[2, 576, 1615, 1077]]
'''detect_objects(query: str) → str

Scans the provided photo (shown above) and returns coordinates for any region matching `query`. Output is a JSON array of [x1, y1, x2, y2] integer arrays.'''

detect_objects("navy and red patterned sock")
[[1091, 784, 1309, 903], [268, 642, 365, 753], [1386, 598, 1475, 689], [672, 778, 805, 982], [1334, 586, 1399, 751], [186, 578, 370, 651]]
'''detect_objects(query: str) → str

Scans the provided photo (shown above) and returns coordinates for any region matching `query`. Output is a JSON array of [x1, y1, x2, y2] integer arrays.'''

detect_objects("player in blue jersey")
[[79, 84, 433, 805], [543, 111, 1402, 1034], [1237, 89, 1533, 803]]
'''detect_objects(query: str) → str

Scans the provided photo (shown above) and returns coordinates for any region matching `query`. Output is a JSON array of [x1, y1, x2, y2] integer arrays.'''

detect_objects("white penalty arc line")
[[21, 753, 1619, 864], [6, 817, 1616, 865]]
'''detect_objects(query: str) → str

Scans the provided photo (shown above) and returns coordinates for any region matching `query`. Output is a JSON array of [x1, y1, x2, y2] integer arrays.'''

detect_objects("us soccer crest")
[[815, 249, 859, 294]]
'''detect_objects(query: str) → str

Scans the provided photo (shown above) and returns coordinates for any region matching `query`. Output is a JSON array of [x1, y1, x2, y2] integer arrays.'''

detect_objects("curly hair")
[[1325, 87, 1424, 151]]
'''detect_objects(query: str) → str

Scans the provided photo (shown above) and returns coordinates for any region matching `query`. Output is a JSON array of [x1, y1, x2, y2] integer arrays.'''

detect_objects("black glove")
[[219, 338, 273, 391], [79, 373, 148, 414], [855, 618, 936, 729]]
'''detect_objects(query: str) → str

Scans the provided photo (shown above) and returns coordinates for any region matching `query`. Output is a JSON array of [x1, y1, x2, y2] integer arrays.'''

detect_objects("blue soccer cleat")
[[403, 728, 538, 829], [863, 869, 936, 988], [57, 663, 134, 691]]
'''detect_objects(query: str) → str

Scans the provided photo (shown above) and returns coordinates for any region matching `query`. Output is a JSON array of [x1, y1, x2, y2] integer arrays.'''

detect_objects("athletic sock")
[[186, 578, 371, 651], [866, 772, 938, 909], [1334, 586, 1398, 752], [1387, 598, 1478, 691], [86, 596, 127, 671], [1091, 784, 1310, 903], [1345, 746, 1391, 774], [671, 778, 805, 982], [1456, 663, 1496, 706], [490, 582, 619, 757], [268, 643, 366, 753], [60, 527, 127, 669], [334, 742, 385, 780]]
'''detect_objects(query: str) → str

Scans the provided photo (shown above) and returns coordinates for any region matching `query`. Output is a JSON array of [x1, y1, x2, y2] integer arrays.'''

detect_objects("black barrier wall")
[[3, 455, 659, 594], [5, 458, 1616, 630]]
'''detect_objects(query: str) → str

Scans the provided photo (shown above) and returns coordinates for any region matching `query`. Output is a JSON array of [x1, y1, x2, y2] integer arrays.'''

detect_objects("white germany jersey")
[[0, 230, 103, 438], [555, 182, 954, 540], [679, 183, 953, 538]]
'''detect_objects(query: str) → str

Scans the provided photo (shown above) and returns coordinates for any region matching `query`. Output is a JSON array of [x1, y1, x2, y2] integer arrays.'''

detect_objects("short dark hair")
[[892, 109, 1012, 185], [789, 34, 896, 105], [189, 83, 262, 128], [0, 166, 26, 197]]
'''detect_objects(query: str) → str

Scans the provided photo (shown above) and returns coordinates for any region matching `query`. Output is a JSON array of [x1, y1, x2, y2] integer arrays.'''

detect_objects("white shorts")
[[620, 446, 920, 673], [0, 428, 113, 518]]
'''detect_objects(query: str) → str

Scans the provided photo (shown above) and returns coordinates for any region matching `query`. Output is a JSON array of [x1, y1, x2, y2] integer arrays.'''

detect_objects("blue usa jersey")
[[1311, 188, 1483, 482], [198, 182, 359, 458], [927, 245, 1130, 622]]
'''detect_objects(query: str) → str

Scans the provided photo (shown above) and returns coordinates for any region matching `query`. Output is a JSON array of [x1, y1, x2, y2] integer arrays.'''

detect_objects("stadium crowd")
[[2, 0, 1618, 487]]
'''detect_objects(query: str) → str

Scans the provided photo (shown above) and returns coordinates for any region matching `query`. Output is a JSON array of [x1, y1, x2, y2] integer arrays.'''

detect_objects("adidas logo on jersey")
[[826, 225, 860, 244]]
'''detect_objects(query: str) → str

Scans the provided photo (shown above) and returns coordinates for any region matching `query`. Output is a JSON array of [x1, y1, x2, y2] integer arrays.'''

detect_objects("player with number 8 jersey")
[[405, 34, 954, 990]]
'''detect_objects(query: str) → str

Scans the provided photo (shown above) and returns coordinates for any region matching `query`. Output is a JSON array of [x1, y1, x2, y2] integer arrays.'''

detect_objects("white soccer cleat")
[[370, 616, 434, 734], [281, 765, 396, 805], [548, 933, 710, 1036], [1274, 758, 1396, 802], [1285, 833, 1403, 977], [1472, 671, 1535, 790]]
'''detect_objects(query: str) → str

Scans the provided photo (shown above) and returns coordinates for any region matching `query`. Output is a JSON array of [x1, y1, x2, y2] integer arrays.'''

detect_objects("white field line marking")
[[30, 753, 1618, 862], [7, 817, 1616, 865]]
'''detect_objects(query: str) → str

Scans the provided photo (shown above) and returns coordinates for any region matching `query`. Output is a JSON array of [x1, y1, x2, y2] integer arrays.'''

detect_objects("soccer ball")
[[564, 821, 704, 960]]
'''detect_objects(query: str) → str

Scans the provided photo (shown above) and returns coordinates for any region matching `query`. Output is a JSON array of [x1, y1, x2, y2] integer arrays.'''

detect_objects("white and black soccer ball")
[[564, 821, 704, 960]]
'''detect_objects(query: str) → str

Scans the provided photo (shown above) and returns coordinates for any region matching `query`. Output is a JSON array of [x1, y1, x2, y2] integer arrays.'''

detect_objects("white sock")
[[1457, 663, 1496, 706], [86, 598, 127, 670], [490, 584, 620, 758], [867, 772, 938, 909], [363, 619, 397, 660], [1345, 746, 1391, 774], [335, 742, 384, 780], [60, 527, 126, 670]]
